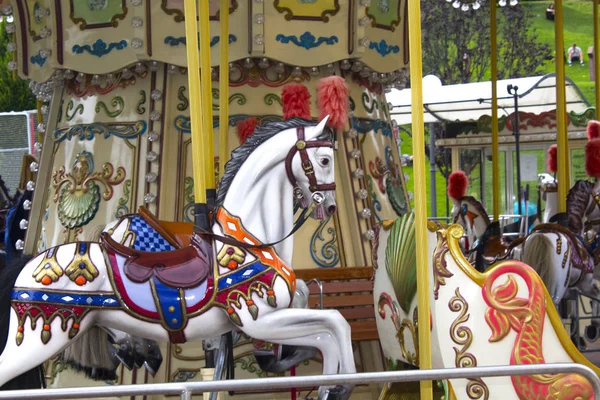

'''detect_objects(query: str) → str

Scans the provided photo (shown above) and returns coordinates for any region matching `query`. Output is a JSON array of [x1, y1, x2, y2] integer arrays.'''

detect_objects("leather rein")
[[197, 125, 336, 250]]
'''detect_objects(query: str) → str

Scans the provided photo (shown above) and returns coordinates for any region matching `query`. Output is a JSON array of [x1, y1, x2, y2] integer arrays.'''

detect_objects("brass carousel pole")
[[595, 0, 600, 118], [555, 0, 569, 212], [219, 0, 230, 180], [408, 0, 432, 398], [183, 0, 208, 227], [491, 0, 500, 221], [199, 0, 217, 206]]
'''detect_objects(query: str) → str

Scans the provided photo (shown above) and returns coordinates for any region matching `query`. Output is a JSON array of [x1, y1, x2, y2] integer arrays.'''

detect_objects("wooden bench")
[[294, 267, 378, 342]]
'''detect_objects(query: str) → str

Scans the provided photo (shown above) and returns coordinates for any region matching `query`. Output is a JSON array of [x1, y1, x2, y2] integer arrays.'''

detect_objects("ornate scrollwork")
[[177, 86, 189, 111], [274, 0, 340, 22], [310, 218, 340, 268], [95, 96, 124, 118], [52, 151, 126, 229], [378, 293, 418, 365], [53, 121, 147, 142], [65, 101, 84, 122], [449, 288, 489, 399], [114, 179, 132, 218], [276, 32, 338, 50], [433, 230, 453, 300], [136, 91, 146, 115]]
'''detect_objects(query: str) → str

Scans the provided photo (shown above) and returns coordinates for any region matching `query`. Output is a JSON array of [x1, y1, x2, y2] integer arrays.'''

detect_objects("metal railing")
[[0, 363, 597, 399]]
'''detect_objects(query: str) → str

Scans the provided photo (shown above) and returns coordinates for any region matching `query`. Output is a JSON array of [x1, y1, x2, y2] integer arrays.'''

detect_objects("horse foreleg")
[[239, 308, 356, 400], [0, 307, 93, 387]]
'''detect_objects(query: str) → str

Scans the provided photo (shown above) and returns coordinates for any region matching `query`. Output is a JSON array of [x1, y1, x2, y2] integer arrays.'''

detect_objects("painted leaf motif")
[[493, 275, 519, 302], [385, 212, 416, 314], [485, 307, 510, 342]]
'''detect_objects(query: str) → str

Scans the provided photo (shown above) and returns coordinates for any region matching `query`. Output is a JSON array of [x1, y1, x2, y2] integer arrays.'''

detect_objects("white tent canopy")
[[386, 74, 590, 125]]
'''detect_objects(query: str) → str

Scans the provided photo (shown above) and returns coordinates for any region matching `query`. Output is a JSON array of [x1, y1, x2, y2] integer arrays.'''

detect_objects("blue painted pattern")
[[217, 262, 268, 291], [53, 121, 147, 142], [11, 289, 119, 307], [129, 216, 176, 252], [30, 51, 47, 66], [351, 116, 392, 137], [72, 39, 128, 57], [164, 34, 237, 47], [153, 277, 184, 329], [368, 39, 400, 57], [275, 32, 338, 50]]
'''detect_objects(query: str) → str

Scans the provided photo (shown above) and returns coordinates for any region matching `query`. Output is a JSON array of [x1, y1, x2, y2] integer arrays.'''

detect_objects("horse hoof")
[[318, 385, 352, 400], [585, 325, 600, 343]]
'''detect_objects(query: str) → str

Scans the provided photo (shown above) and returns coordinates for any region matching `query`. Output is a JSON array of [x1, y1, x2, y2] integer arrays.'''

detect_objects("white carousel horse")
[[0, 116, 356, 399], [538, 172, 558, 223], [448, 178, 598, 306]]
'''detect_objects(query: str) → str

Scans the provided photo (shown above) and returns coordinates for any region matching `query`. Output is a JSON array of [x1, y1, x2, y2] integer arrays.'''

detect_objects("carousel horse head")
[[448, 171, 490, 247], [538, 173, 557, 201]]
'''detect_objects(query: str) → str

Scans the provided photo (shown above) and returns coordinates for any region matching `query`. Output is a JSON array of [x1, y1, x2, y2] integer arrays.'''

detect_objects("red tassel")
[[588, 120, 600, 140], [448, 171, 469, 200], [586, 138, 600, 178], [282, 84, 311, 120], [547, 144, 557, 173], [236, 117, 260, 144], [317, 76, 349, 131]]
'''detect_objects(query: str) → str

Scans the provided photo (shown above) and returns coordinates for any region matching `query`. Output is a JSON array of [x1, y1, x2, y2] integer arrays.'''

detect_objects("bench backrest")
[[294, 267, 378, 341]]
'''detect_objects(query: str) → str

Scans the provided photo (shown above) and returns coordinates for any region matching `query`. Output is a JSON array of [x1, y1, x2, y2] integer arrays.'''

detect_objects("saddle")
[[101, 232, 212, 289], [476, 222, 524, 268], [531, 223, 594, 274], [138, 206, 193, 248]]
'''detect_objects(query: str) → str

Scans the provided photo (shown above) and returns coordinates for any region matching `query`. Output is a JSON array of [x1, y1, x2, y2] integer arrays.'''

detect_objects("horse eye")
[[320, 158, 330, 166]]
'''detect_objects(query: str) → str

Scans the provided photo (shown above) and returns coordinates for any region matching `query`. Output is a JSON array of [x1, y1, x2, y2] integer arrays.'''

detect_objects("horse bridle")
[[197, 125, 336, 249], [285, 126, 336, 206]]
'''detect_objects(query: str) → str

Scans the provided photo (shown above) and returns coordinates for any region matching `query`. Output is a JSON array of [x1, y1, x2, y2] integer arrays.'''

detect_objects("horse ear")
[[306, 115, 330, 141]]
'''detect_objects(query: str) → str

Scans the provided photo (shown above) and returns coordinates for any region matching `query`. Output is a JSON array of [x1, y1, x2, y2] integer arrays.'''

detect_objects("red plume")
[[236, 117, 260, 145], [448, 171, 469, 200], [588, 120, 600, 140], [317, 76, 349, 131], [282, 84, 311, 120], [586, 138, 600, 178], [547, 144, 557, 173]]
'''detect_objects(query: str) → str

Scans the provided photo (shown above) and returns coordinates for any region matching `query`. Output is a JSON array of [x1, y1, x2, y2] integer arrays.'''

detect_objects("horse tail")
[[0, 254, 45, 389], [522, 233, 558, 300]]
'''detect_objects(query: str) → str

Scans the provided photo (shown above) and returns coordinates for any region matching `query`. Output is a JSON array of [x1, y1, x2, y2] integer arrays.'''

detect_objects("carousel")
[[0, 0, 599, 399]]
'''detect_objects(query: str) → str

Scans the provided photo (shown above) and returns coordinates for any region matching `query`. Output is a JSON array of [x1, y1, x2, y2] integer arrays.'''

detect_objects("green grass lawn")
[[526, 0, 596, 104], [399, 0, 597, 217]]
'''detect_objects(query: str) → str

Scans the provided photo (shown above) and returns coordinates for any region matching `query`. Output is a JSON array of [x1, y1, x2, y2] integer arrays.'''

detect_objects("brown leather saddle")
[[481, 236, 525, 266], [138, 206, 194, 248], [101, 231, 212, 289]]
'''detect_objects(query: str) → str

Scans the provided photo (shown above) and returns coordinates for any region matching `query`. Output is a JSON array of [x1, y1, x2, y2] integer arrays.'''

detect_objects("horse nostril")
[[328, 205, 337, 215]]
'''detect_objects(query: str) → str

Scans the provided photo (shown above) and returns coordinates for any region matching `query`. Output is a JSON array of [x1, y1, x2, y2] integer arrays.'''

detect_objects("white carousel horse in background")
[[538, 172, 558, 223], [447, 171, 598, 306], [0, 110, 356, 399]]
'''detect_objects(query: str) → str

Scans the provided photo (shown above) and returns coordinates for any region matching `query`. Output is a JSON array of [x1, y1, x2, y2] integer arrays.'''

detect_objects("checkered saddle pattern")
[[129, 216, 176, 252]]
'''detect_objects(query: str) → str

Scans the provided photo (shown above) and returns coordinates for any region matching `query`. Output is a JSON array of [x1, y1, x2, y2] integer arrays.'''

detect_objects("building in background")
[[0, 111, 37, 195]]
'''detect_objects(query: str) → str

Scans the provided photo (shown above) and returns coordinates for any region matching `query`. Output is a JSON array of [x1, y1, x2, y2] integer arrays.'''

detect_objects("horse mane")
[[567, 180, 594, 233], [461, 196, 491, 225], [216, 117, 332, 207]]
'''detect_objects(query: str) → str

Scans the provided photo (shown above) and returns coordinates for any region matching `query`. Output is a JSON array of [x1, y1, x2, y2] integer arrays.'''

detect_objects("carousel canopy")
[[387, 74, 590, 125]]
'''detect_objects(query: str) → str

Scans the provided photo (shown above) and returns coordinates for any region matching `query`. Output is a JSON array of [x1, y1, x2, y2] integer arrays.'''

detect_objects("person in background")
[[568, 43, 585, 66], [546, 3, 555, 21]]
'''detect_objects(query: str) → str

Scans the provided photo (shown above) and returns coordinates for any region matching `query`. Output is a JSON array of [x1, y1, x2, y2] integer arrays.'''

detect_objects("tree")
[[0, 19, 36, 112], [421, 1, 550, 85], [497, 5, 551, 80]]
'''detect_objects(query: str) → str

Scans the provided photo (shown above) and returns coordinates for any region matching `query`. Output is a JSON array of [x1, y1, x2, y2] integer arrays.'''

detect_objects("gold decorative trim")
[[449, 288, 489, 399], [432, 229, 453, 299], [366, 1, 401, 32], [161, 0, 239, 22], [273, 0, 340, 22], [69, 1, 128, 30], [442, 223, 600, 376]]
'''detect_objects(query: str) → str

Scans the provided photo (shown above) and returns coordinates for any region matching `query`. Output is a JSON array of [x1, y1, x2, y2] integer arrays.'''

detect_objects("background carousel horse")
[[0, 78, 356, 400], [447, 171, 598, 306]]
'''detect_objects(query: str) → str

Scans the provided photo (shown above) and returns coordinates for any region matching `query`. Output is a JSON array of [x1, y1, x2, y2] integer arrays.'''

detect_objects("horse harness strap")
[[285, 126, 336, 197]]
